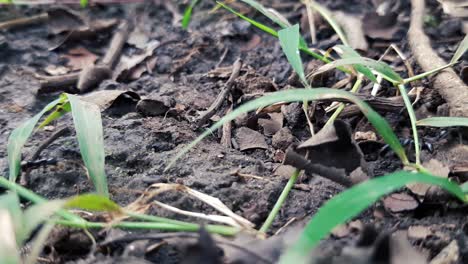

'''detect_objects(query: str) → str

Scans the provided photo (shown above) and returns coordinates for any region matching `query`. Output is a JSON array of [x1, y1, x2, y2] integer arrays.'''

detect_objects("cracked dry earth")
[[0, 0, 467, 263]]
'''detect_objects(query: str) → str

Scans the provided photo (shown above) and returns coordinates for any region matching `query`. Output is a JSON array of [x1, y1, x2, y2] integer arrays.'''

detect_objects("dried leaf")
[[81, 90, 140, 111], [235, 127, 268, 151], [362, 11, 399, 40], [383, 193, 419, 213], [408, 225, 432, 240], [298, 120, 367, 174], [62, 47, 98, 71], [114, 41, 160, 81], [407, 159, 449, 197]]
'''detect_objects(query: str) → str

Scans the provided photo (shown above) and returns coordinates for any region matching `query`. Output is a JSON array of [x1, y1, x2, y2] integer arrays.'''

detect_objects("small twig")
[[215, 48, 229, 68], [99, 233, 273, 264], [29, 126, 71, 161], [20, 126, 71, 186], [196, 58, 242, 127], [283, 148, 353, 187], [38, 72, 80, 93], [305, 0, 317, 45], [78, 20, 131, 92], [220, 105, 233, 148], [0, 13, 49, 31]]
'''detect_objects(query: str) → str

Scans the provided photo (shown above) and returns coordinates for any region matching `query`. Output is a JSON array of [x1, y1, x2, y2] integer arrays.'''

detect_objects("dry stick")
[[409, 0, 468, 117], [20, 127, 72, 186], [78, 20, 131, 93], [196, 58, 243, 127], [0, 13, 49, 31], [38, 20, 131, 93], [283, 149, 353, 187], [220, 105, 233, 148]]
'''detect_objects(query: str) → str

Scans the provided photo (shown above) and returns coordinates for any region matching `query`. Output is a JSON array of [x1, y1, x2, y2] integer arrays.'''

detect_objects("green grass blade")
[[308, 1, 349, 46], [65, 194, 121, 212], [7, 98, 62, 182], [166, 88, 408, 169], [240, 0, 291, 28], [313, 57, 403, 84], [403, 62, 457, 84], [182, 0, 200, 29], [216, 1, 278, 37], [335, 45, 377, 82], [38, 94, 71, 129], [216, 1, 328, 62], [80, 0, 88, 7], [397, 84, 420, 165], [279, 171, 466, 263], [417, 117, 468, 127], [68, 94, 108, 197], [279, 25, 307, 85], [451, 34, 468, 63]]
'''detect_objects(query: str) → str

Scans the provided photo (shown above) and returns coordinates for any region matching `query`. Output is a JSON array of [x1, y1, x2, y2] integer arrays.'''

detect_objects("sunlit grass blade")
[[80, 0, 88, 7], [334, 45, 377, 82], [65, 194, 121, 212], [68, 94, 108, 197], [397, 84, 421, 164], [38, 94, 71, 129], [417, 117, 468, 127], [7, 98, 61, 182], [313, 57, 403, 84], [216, 1, 278, 37], [308, 1, 349, 46], [240, 0, 291, 28], [279, 25, 307, 84], [279, 171, 467, 263], [166, 88, 408, 169], [451, 33, 468, 63], [182, 0, 200, 29], [216, 1, 326, 62], [0, 210, 20, 264], [0, 193, 22, 239]]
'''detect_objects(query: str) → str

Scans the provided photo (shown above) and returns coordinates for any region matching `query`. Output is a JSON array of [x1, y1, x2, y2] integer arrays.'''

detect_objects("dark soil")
[[1, 0, 467, 263]]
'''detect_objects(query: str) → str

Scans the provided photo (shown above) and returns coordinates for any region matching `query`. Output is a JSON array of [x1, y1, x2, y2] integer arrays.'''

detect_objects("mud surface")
[[1, 0, 467, 263]]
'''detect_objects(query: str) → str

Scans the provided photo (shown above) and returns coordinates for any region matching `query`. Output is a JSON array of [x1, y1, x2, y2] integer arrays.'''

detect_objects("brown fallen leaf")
[[62, 47, 98, 71], [136, 96, 175, 117], [114, 41, 160, 81], [47, 7, 87, 35], [362, 11, 399, 40], [297, 120, 367, 175], [234, 127, 268, 151], [408, 225, 433, 240], [258, 112, 283, 136], [383, 193, 419, 213], [127, 27, 150, 50], [407, 159, 449, 197], [81, 90, 140, 111], [272, 127, 295, 151]]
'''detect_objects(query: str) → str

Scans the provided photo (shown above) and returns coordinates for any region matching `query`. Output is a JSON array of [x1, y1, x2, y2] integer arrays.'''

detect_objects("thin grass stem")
[[53, 219, 239, 236], [325, 74, 363, 127], [259, 169, 301, 234], [397, 84, 420, 165]]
